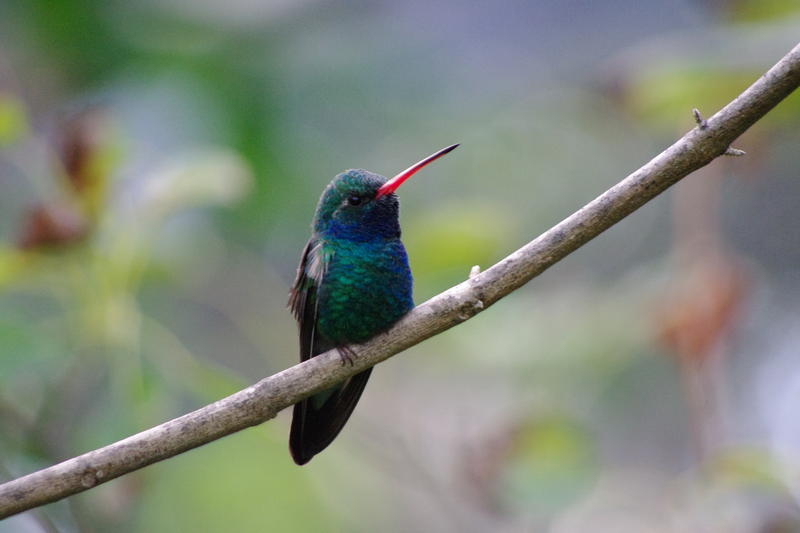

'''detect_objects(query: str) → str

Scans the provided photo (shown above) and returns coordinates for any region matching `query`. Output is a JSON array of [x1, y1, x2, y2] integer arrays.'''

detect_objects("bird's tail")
[[289, 368, 373, 465]]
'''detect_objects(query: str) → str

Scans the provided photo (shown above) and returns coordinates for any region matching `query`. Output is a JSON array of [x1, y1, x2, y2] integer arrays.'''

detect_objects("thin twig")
[[723, 147, 747, 156], [1, 42, 799, 520], [692, 108, 709, 129]]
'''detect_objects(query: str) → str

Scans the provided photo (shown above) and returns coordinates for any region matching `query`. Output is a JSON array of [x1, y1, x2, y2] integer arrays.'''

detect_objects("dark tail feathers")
[[289, 368, 373, 465]]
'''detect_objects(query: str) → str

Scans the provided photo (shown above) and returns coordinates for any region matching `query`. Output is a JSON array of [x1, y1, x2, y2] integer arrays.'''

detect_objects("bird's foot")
[[337, 345, 357, 367]]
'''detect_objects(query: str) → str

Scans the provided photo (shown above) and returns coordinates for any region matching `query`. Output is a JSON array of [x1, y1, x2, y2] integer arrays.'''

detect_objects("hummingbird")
[[288, 144, 459, 465]]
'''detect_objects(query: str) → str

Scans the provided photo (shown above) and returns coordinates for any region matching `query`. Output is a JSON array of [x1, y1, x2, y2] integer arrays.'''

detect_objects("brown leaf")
[[656, 257, 749, 362], [17, 204, 88, 250], [59, 110, 106, 193]]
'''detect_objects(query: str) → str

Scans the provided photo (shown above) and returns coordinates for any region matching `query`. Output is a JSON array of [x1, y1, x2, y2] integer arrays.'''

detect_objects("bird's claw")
[[337, 346, 357, 367]]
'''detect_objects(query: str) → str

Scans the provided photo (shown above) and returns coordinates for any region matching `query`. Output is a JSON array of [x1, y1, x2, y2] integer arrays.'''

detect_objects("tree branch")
[[2, 42, 799, 520]]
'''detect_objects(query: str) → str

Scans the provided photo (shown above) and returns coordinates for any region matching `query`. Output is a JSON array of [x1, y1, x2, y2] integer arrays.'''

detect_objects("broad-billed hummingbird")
[[289, 144, 459, 465]]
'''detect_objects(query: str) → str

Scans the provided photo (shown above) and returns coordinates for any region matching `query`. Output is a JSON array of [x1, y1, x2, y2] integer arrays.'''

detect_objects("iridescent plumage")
[[289, 146, 458, 465]]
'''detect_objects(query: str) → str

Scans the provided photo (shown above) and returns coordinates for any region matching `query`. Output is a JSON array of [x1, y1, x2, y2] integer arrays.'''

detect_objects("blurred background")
[[0, 0, 799, 531]]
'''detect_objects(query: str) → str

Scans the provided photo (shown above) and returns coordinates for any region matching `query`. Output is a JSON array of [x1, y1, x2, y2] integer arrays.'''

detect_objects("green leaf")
[[0, 93, 29, 146]]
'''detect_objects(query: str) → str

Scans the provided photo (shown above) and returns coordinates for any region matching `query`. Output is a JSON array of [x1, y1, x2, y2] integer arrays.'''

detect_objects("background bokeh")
[[1, 1, 799, 531]]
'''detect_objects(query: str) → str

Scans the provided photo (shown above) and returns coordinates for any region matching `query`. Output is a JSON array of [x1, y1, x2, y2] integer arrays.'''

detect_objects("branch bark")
[[2, 42, 799, 520]]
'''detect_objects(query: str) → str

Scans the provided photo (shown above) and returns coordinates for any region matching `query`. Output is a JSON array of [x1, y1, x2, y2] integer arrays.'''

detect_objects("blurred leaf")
[[58, 109, 121, 221], [0, 319, 60, 379], [134, 427, 335, 532], [131, 149, 252, 223], [501, 416, 596, 514], [728, 0, 800, 22], [712, 448, 788, 491], [16, 204, 88, 250], [618, 20, 800, 132], [628, 68, 757, 131], [405, 202, 514, 294], [142, 315, 247, 402], [0, 249, 30, 287], [0, 93, 28, 145], [656, 256, 749, 362]]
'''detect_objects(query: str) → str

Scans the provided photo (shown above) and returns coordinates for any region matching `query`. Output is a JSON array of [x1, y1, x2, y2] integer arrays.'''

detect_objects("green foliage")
[[135, 428, 334, 532], [501, 417, 596, 515], [0, 94, 28, 145], [405, 202, 515, 296], [728, 0, 800, 22], [0, 0, 799, 531]]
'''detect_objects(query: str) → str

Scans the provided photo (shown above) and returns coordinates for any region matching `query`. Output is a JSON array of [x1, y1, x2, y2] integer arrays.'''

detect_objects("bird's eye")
[[347, 195, 363, 206]]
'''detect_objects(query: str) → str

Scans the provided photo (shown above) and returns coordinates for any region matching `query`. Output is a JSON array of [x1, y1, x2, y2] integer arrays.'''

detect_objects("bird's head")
[[312, 144, 458, 242]]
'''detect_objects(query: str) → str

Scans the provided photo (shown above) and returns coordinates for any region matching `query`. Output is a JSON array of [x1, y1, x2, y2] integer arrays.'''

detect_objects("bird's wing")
[[288, 238, 372, 465], [288, 239, 330, 362]]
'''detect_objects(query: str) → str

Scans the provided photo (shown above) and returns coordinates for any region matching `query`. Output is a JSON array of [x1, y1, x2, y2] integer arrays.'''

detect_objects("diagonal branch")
[[2, 41, 799, 520]]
